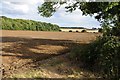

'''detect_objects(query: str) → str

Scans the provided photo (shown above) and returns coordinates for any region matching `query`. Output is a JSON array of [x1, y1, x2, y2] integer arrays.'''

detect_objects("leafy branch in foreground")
[[38, 2, 120, 29]]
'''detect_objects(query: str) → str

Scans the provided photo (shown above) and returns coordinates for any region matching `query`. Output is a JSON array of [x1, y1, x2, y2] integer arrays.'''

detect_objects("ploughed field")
[[1, 30, 100, 78]]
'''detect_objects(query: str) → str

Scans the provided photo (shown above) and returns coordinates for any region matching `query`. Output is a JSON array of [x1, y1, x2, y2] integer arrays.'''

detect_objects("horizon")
[[1, 16, 100, 29], [0, 0, 101, 29]]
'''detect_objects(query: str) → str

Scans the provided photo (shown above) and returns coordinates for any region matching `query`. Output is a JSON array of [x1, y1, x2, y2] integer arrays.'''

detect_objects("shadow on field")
[[2, 36, 97, 78], [1, 37, 81, 62]]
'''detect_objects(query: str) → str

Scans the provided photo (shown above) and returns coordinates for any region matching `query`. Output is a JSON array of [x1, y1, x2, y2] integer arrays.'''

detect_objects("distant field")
[[1, 30, 100, 42], [1, 30, 100, 78], [60, 29, 98, 33]]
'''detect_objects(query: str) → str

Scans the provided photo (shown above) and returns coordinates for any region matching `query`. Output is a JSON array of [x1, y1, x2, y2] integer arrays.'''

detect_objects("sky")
[[0, 0, 101, 29]]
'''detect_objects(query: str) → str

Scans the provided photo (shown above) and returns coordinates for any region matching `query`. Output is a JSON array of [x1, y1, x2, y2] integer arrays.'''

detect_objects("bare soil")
[[1, 30, 100, 78]]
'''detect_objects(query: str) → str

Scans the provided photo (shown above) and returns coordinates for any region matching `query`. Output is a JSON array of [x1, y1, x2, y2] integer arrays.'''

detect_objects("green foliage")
[[97, 36, 120, 78], [111, 27, 120, 36], [38, 2, 65, 17], [38, 2, 119, 23], [38, 2, 57, 17], [0, 16, 60, 31], [70, 36, 120, 78], [101, 22, 120, 36]]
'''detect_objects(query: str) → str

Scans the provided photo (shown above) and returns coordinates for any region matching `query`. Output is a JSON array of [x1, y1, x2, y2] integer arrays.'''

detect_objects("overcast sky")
[[0, 0, 101, 28]]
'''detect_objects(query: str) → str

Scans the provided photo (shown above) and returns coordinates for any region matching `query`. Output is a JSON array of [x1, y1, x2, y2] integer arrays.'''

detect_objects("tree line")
[[0, 16, 60, 31], [61, 27, 85, 29]]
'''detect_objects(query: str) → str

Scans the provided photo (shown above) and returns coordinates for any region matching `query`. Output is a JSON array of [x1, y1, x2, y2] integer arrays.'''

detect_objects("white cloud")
[[1, 0, 101, 28], [1, 0, 44, 15], [43, 6, 100, 28], [2, 0, 44, 5], [7, 3, 29, 14]]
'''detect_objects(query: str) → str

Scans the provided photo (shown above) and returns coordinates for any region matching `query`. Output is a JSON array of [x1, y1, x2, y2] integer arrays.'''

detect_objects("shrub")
[[69, 30, 72, 32], [81, 29, 87, 32], [59, 30, 62, 32], [96, 36, 120, 78], [70, 35, 120, 78], [111, 27, 120, 36], [98, 28, 103, 33], [76, 30, 79, 32]]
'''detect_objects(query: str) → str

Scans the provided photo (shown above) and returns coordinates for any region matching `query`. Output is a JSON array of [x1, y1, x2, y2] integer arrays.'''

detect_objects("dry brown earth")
[[1, 30, 100, 78]]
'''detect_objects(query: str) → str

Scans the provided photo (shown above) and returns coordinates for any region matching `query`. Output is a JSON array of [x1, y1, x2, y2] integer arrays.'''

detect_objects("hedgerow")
[[70, 35, 120, 78]]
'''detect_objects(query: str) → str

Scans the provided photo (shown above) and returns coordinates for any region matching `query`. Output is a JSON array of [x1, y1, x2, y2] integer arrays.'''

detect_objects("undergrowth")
[[69, 35, 120, 79]]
